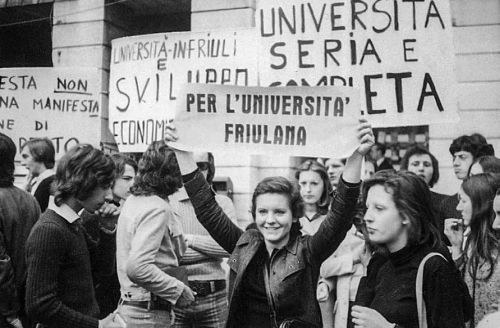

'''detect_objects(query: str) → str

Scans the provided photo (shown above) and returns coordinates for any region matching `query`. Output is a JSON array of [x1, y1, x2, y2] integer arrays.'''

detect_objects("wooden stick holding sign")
[[173, 84, 360, 158]]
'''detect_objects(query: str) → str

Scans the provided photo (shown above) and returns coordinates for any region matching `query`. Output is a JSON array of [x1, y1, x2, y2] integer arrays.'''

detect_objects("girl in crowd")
[[296, 160, 368, 328], [115, 141, 195, 327], [167, 120, 374, 328], [469, 156, 500, 176], [400, 145, 447, 213], [445, 173, 500, 327], [352, 170, 472, 328], [400, 145, 448, 238]]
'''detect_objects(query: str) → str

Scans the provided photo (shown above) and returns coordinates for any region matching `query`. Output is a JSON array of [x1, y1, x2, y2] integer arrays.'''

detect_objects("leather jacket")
[[184, 171, 360, 328]]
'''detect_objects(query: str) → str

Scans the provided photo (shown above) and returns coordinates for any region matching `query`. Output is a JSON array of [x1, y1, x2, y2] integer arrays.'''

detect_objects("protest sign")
[[257, 0, 458, 127], [0, 67, 102, 159], [109, 29, 258, 152], [173, 84, 360, 158]]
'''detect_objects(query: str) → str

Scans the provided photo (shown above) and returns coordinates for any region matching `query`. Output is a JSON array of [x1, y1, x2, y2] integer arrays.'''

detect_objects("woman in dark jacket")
[[351, 170, 473, 328], [167, 120, 374, 328]]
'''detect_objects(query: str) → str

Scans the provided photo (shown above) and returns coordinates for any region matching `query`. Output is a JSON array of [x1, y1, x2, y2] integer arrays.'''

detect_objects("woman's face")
[[456, 187, 473, 227], [407, 154, 434, 185], [363, 184, 409, 252], [255, 193, 295, 251], [492, 195, 500, 231], [298, 170, 324, 207], [112, 164, 136, 201]]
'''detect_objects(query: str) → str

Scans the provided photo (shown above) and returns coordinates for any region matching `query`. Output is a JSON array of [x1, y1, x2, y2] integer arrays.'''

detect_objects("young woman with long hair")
[[445, 173, 500, 327], [352, 170, 472, 328]]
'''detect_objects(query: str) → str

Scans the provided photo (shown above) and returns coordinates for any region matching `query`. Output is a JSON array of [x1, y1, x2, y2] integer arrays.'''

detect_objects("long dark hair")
[[362, 170, 442, 250], [131, 140, 182, 198], [251, 176, 303, 237], [462, 173, 500, 280], [295, 160, 332, 215]]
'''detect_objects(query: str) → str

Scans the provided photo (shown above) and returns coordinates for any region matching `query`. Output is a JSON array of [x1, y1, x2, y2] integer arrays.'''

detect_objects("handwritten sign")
[[109, 29, 259, 152], [257, 0, 458, 127], [173, 84, 360, 158], [0, 67, 102, 158]]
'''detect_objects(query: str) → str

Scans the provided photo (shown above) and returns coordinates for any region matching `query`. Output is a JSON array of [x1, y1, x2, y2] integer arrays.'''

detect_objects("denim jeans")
[[116, 303, 171, 328], [172, 289, 227, 328]]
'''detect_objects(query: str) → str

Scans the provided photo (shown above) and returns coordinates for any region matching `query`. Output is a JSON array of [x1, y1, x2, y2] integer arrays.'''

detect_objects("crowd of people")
[[1, 119, 499, 328]]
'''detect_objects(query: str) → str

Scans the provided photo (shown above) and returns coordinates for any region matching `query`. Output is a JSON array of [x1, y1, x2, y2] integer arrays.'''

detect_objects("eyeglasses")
[[196, 162, 210, 171]]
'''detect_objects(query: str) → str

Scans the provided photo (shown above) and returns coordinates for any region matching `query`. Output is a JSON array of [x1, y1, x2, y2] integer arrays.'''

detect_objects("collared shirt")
[[48, 200, 80, 223], [31, 169, 55, 195], [116, 194, 186, 304]]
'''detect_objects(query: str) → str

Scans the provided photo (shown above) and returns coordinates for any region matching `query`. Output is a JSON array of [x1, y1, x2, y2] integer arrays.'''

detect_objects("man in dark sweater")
[[0, 133, 41, 328], [25, 144, 121, 328]]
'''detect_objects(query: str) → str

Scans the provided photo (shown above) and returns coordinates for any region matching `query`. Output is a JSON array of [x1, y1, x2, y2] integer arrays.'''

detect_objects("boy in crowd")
[[20, 138, 56, 212], [370, 143, 394, 172], [0, 133, 40, 328], [25, 144, 120, 328]]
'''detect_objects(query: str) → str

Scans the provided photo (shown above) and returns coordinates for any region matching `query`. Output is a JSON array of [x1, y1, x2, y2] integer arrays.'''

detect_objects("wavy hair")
[[361, 170, 442, 250], [131, 140, 182, 198], [251, 176, 303, 237], [461, 173, 500, 280], [53, 144, 115, 206], [0, 133, 16, 187], [400, 145, 440, 187], [295, 159, 332, 214]]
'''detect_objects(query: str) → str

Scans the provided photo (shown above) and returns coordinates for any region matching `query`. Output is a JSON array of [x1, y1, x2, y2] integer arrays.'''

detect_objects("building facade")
[[1, 0, 499, 226]]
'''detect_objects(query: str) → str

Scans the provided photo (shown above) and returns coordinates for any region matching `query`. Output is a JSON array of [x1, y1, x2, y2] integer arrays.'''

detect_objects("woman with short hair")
[[167, 120, 374, 328]]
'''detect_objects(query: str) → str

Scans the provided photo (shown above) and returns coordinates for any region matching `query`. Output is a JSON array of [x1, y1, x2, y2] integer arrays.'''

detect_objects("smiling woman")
[[168, 119, 374, 328]]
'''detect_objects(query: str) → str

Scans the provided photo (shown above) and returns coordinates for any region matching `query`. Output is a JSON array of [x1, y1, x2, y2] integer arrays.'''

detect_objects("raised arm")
[[308, 120, 374, 264], [169, 145, 243, 253]]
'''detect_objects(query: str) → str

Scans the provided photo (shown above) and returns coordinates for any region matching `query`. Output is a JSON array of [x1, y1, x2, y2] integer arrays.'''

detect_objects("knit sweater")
[[25, 209, 114, 328]]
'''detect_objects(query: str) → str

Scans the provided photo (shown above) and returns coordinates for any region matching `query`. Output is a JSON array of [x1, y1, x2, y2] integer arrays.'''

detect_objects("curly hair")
[[0, 133, 16, 187], [400, 145, 440, 187], [21, 138, 55, 169], [111, 153, 138, 177], [461, 173, 500, 280], [53, 144, 115, 206], [131, 140, 182, 198], [251, 176, 303, 237], [361, 170, 442, 250], [295, 159, 332, 214]]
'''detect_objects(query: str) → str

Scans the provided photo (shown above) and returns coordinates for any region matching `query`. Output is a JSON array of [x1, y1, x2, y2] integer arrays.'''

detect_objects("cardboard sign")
[[257, 0, 459, 127], [173, 84, 360, 158], [0, 67, 102, 158], [108, 29, 259, 152]]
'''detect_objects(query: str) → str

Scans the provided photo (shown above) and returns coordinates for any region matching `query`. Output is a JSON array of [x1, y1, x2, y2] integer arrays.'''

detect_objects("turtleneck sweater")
[[353, 244, 472, 328]]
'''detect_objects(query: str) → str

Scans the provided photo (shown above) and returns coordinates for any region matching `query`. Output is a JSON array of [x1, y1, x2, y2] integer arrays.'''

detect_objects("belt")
[[119, 297, 172, 311], [189, 280, 226, 297]]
